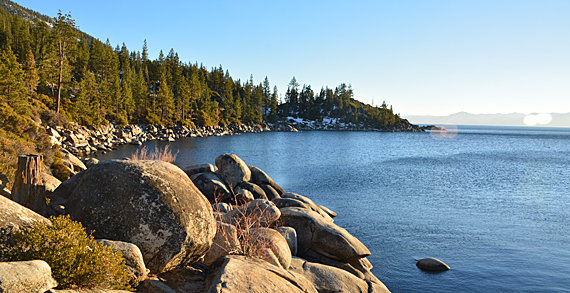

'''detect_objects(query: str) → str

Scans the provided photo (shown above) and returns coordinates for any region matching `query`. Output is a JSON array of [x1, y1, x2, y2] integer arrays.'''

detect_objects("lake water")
[[90, 125, 570, 292]]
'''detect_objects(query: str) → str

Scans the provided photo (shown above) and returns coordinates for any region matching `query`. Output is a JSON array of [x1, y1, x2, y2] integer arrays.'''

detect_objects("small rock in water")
[[416, 257, 450, 271]]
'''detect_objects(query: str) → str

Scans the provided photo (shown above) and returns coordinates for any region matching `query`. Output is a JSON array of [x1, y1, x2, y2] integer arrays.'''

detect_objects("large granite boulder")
[[279, 207, 370, 262], [215, 154, 250, 188], [49, 169, 86, 200], [248, 165, 285, 195], [0, 260, 58, 293], [0, 195, 51, 251], [289, 257, 369, 293], [65, 160, 216, 273], [190, 172, 231, 203], [205, 255, 318, 293]]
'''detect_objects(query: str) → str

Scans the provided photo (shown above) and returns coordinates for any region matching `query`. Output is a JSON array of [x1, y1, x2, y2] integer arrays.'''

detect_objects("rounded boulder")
[[215, 154, 251, 187], [65, 160, 216, 274], [416, 257, 450, 271]]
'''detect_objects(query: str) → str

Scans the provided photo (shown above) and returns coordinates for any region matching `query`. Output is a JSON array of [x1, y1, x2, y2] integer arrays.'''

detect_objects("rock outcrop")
[[205, 255, 318, 293], [1, 152, 391, 292], [64, 160, 216, 273]]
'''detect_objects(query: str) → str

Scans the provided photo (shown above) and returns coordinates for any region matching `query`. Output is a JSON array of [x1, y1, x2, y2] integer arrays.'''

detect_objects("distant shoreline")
[[404, 112, 570, 128]]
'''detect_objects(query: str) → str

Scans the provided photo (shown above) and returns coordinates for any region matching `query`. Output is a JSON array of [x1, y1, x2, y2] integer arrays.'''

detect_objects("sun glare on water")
[[523, 113, 552, 126]]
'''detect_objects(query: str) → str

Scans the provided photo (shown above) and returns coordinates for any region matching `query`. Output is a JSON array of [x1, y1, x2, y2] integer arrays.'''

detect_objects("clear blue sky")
[[15, 0, 570, 116]]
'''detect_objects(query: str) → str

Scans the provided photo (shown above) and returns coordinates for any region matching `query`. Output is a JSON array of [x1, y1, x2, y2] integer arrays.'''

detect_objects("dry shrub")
[[128, 145, 178, 163], [214, 198, 280, 262]]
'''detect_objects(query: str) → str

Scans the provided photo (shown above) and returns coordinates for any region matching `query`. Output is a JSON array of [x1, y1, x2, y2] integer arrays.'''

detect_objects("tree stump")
[[10, 154, 47, 215]]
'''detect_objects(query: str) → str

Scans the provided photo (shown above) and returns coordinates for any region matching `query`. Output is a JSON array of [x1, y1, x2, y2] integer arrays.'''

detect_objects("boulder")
[[272, 197, 312, 210], [215, 154, 250, 187], [205, 255, 318, 293], [60, 149, 87, 172], [232, 186, 254, 204], [50, 169, 86, 200], [248, 227, 292, 270], [248, 165, 285, 195], [83, 157, 100, 168], [279, 207, 370, 262], [238, 182, 267, 200], [97, 239, 149, 282], [300, 248, 365, 279], [138, 263, 210, 293], [218, 199, 281, 227], [65, 160, 216, 273], [318, 205, 337, 218], [289, 257, 369, 293], [0, 194, 51, 233], [276, 226, 298, 256], [258, 183, 280, 200], [281, 192, 320, 213], [211, 203, 232, 213], [203, 221, 240, 265], [0, 260, 57, 293], [416, 257, 450, 271], [282, 193, 333, 222], [42, 173, 62, 193], [183, 164, 217, 178], [190, 172, 231, 203]]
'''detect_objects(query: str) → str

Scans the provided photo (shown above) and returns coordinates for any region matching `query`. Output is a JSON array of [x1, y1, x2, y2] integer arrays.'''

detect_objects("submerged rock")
[[416, 257, 450, 271]]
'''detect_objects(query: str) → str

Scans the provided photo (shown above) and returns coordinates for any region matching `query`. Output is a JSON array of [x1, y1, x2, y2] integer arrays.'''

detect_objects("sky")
[[14, 0, 570, 117]]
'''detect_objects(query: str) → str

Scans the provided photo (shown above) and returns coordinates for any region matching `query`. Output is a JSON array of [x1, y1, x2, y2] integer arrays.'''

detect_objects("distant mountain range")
[[403, 112, 570, 128]]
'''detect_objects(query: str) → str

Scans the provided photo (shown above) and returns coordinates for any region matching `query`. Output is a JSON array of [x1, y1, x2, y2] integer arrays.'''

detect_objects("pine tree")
[[52, 11, 77, 113], [0, 46, 27, 114], [22, 48, 39, 97]]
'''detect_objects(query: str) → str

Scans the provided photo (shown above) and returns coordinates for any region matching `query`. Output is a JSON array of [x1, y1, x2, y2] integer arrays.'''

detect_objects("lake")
[[89, 125, 570, 292]]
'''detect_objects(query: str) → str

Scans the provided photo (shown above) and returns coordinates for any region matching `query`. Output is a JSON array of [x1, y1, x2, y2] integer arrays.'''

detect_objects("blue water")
[[91, 125, 570, 292]]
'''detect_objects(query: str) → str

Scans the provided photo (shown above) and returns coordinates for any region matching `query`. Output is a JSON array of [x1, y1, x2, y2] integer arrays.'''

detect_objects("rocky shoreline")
[[48, 118, 427, 156], [1, 153, 391, 292]]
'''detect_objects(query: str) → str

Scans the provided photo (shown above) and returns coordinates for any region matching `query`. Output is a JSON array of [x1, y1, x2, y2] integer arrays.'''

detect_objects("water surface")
[[91, 126, 570, 292]]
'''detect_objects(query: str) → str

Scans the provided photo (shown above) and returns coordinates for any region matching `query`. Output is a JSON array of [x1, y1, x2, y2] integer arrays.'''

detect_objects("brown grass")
[[128, 145, 178, 163]]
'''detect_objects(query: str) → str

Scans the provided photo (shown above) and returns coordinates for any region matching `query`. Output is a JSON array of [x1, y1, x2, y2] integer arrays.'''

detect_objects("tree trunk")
[[10, 154, 47, 215]]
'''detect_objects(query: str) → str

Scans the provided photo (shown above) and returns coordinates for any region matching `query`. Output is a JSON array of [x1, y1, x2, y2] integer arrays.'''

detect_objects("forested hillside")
[[0, 0, 410, 188]]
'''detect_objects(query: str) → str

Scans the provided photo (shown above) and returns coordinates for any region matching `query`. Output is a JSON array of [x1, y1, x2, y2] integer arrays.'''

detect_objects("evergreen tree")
[[0, 46, 26, 114], [22, 48, 39, 97], [52, 10, 77, 113]]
